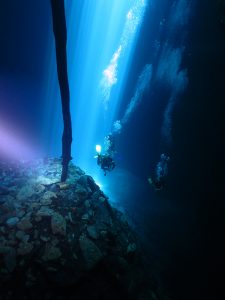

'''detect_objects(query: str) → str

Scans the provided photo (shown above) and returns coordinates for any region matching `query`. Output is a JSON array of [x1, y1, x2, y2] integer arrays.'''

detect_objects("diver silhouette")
[[148, 153, 170, 190], [97, 153, 115, 176], [96, 133, 116, 175]]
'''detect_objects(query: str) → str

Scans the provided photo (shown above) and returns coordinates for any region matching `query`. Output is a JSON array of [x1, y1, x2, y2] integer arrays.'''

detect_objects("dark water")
[[0, 1, 224, 299], [118, 1, 225, 299]]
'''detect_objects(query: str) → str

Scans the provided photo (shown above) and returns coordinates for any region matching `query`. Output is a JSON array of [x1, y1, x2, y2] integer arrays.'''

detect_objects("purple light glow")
[[0, 121, 38, 161]]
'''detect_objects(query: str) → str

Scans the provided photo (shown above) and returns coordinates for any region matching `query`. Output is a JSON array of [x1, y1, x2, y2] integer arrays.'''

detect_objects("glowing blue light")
[[112, 64, 152, 135], [96, 144, 102, 154], [100, 0, 148, 109], [42, 0, 149, 175]]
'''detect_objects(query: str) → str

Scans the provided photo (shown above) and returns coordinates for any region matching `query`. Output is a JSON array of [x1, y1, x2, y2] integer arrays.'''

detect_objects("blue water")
[[0, 0, 224, 299]]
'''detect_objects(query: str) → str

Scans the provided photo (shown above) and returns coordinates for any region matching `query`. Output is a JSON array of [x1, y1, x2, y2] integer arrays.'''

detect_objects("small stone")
[[17, 218, 33, 231], [42, 245, 61, 261], [0, 226, 6, 234], [1, 196, 16, 212], [35, 216, 42, 222], [36, 176, 59, 185], [73, 253, 78, 260], [40, 235, 50, 242], [16, 232, 29, 243], [67, 212, 74, 223], [99, 196, 105, 203], [81, 213, 89, 221], [57, 182, 70, 190], [6, 217, 19, 227], [84, 200, 90, 208], [36, 206, 54, 217], [33, 184, 45, 194], [40, 191, 57, 206], [87, 225, 98, 239], [100, 230, 107, 238], [88, 209, 94, 217], [60, 258, 66, 265], [51, 213, 66, 236], [17, 242, 33, 255], [75, 185, 88, 199], [16, 231, 26, 241], [127, 243, 137, 253], [19, 259, 26, 267], [51, 237, 59, 246], [23, 235, 30, 243], [17, 186, 35, 201], [17, 210, 25, 218], [30, 203, 40, 210], [25, 212, 32, 219], [8, 231, 16, 240]]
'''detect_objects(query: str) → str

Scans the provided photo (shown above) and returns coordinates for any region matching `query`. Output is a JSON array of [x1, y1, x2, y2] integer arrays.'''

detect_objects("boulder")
[[79, 236, 102, 270], [42, 244, 62, 261]]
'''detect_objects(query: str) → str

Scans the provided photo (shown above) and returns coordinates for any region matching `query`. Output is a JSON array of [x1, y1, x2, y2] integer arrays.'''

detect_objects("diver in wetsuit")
[[96, 133, 116, 175], [148, 153, 170, 190], [97, 153, 115, 176]]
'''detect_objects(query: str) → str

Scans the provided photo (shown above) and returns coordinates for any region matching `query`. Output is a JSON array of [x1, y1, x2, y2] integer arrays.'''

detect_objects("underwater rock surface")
[[0, 158, 162, 300]]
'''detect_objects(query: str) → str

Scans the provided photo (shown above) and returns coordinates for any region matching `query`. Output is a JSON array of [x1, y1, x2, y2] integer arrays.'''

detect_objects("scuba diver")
[[97, 153, 115, 176], [148, 153, 170, 190], [95, 133, 116, 175]]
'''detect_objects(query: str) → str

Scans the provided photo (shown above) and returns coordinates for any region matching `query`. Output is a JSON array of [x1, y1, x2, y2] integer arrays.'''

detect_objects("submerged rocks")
[[0, 158, 162, 300]]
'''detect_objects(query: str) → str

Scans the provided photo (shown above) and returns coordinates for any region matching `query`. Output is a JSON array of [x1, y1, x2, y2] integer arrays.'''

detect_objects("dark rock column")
[[50, 0, 72, 182]]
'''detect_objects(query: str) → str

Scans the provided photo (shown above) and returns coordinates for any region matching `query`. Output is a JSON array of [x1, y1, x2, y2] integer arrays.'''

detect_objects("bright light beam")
[[100, 0, 147, 109], [113, 64, 152, 135], [43, 0, 149, 175]]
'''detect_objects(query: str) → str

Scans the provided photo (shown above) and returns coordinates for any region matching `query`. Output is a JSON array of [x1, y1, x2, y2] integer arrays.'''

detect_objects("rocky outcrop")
[[0, 158, 162, 300]]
